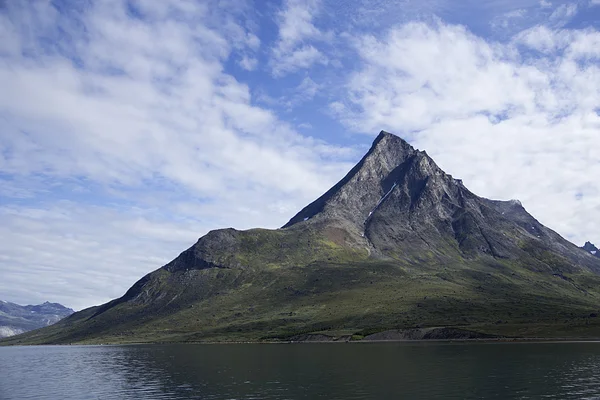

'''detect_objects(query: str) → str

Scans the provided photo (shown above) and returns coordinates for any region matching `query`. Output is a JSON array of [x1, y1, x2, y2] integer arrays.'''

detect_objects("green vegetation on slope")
[[5, 229, 600, 345]]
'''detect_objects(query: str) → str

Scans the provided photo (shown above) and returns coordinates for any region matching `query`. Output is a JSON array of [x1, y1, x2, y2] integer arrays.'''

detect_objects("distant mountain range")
[[582, 242, 600, 258], [0, 301, 74, 338], [3, 131, 600, 345]]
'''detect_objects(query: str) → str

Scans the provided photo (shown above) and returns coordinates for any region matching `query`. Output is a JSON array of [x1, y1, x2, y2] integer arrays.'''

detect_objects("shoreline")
[[6, 336, 600, 347]]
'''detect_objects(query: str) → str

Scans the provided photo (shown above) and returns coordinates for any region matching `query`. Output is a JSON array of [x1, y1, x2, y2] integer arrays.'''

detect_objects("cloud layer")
[[269, 0, 330, 76], [0, 0, 354, 309]]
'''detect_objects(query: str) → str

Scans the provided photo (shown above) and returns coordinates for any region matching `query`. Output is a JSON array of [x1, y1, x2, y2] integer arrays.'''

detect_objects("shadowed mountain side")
[[4, 131, 600, 345]]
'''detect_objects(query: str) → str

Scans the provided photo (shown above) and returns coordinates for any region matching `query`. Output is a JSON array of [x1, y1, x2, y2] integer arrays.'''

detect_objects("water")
[[1, 342, 600, 399]]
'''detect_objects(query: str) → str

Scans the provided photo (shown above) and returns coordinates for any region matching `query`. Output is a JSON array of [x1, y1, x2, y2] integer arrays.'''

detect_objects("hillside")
[[3, 131, 600, 345]]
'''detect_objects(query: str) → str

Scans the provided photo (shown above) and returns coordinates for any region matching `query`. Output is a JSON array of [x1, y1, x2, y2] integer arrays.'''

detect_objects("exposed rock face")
[[583, 242, 600, 258], [283, 132, 418, 229], [285, 131, 598, 271], [5, 131, 600, 345], [0, 301, 73, 338]]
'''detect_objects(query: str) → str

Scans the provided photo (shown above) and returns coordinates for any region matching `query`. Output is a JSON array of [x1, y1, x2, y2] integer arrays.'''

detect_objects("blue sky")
[[1, 0, 599, 310]]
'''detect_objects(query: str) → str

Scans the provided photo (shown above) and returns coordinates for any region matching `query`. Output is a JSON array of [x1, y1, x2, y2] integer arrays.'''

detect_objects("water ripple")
[[2, 342, 600, 399]]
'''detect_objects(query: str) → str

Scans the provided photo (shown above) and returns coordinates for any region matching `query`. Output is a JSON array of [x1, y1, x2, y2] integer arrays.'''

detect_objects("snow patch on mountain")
[[0, 326, 26, 338]]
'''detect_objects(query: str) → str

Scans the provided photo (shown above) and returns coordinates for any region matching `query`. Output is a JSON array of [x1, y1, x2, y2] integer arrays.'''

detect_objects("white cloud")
[[296, 76, 321, 99], [516, 26, 600, 59], [0, 0, 354, 309], [548, 3, 578, 27], [238, 55, 258, 70], [270, 0, 329, 76], [272, 76, 324, 111], [298, 122, 313, 129], [273, 45, 328, 76], [282, 76, 322, 108], [515, 25, 566, 53], [236, 31, 261, 70], [0, 201, 196, 310], [490, 8, 528, 32], [277, 0, 323, 45], [592, 0, 600, 6], [334, 21, 600, 247]]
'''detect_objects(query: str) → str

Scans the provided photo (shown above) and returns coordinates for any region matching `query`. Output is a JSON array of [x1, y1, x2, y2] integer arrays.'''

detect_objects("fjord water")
[[2, 343, 600, 399]]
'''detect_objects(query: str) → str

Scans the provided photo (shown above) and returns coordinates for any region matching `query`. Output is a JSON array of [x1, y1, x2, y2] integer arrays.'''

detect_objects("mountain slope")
[[0, 301, 73, 338], [4, 131, 600, 345]]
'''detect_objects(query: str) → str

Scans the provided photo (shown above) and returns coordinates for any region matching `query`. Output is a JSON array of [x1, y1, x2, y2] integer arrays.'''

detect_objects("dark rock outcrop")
[[583, 242, 600, 258]]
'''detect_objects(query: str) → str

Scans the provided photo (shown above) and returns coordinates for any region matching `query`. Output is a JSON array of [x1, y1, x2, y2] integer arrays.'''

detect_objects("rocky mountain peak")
[[583, 241, 600, 257], [281, 131, 598, 265], [283, 131, 449, 229]]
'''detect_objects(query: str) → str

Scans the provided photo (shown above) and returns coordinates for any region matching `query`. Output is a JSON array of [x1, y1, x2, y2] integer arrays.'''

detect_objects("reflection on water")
[[2, 342, 600, 399]]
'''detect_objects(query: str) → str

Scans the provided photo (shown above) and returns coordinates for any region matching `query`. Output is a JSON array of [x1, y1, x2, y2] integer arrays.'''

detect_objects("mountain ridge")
[[285, 131, 596, 269], [3, 130, 600, 345], [0, 300, 74, 338]]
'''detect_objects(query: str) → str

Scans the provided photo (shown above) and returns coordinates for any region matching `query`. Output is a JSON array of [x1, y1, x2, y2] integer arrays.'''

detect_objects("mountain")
[[4, 131, 600, 345], [0, 301, 74, 338], [583, 242, 600, 258]]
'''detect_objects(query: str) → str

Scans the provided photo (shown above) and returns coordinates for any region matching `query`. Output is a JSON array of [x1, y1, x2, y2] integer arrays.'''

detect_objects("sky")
[[1, 0, 599, 310]]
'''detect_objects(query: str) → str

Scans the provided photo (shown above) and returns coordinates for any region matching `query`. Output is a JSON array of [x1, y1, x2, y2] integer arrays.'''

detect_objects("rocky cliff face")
[[0, 301, 73, 338], [5, 131, 600, 345]]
